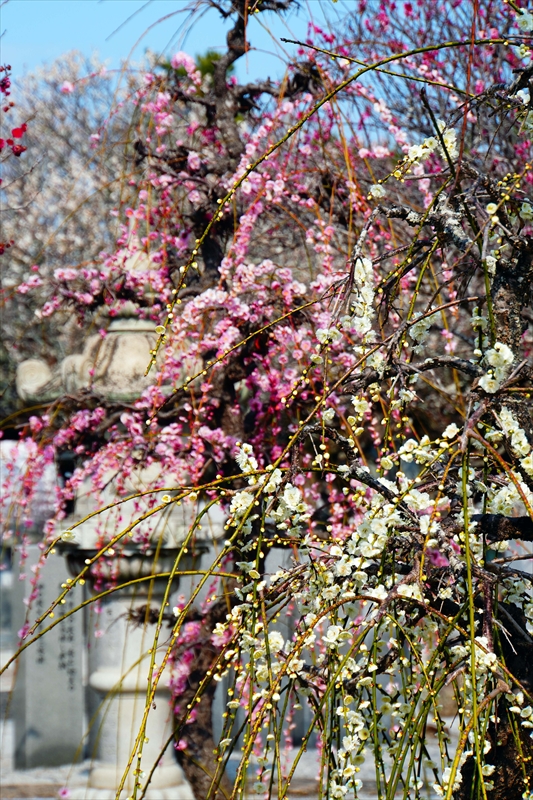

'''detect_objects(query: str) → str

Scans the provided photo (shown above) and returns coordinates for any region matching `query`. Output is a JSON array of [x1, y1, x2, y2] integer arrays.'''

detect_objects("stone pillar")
[[62, 547, 197, 800], [11, 544, 84, 768]]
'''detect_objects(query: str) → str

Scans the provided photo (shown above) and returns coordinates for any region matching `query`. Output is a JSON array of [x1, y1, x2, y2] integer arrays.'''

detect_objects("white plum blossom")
[[366, 584, 388, 602], [316, 327, 342, 344], [521, 453, 533, 478], [516, 10, 533, 31], [229, 491, 255, 518], [397, 583, 424, 602], [235, 442, 259, 474], [407, 121, 457, 166], [282, 483, 302, 510], [443, 422, 460, 439], [398, 438, 418, 462], [342, 257, 376, 340], [351, 395, 371, 418], [267, 631, 285, 652], [473, 636, 498, 673], [485, 341, 514, 369], [480, 341, 515, 392], [263, 467, 283, 493], [408, 138, 437, 163], [410, 313, 432, 350], [498, 407, 531, 458], [479, 373, 500, 393], [436, 120, 458, 159], [323, 625, 351, 648], [322, 407, 336, 423], [369, 183, 386, 199]]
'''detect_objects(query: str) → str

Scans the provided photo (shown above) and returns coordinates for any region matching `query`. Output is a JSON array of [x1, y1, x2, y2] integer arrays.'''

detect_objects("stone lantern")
[[14, 303, 223, 798]]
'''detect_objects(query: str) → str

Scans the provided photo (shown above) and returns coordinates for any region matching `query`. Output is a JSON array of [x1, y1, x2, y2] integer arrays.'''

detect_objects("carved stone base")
[[56, 555, 198, 800]]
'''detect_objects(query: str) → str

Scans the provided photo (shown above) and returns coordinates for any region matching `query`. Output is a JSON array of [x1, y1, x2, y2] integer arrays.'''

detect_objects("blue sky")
[[1, 0, 330, 84]]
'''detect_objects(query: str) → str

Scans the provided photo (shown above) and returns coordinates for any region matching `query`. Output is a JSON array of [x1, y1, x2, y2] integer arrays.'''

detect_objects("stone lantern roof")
[[17, 309, 165, 403]]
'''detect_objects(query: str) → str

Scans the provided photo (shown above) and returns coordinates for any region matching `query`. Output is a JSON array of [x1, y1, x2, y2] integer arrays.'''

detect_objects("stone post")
[[11, 544, 84, 768]]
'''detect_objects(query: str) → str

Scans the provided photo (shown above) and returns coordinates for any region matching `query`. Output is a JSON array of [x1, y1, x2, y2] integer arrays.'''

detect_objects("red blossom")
[[11, 123, 27, 138], [0, 239, 15, 255]]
